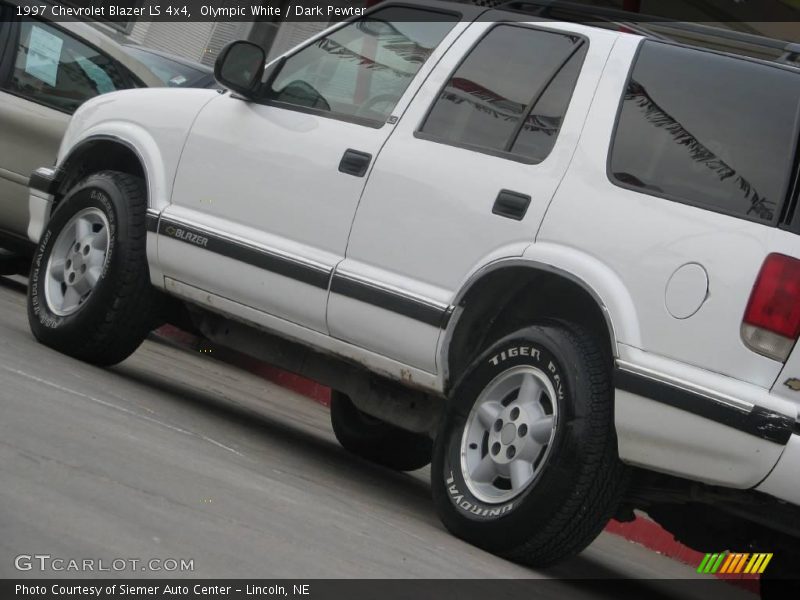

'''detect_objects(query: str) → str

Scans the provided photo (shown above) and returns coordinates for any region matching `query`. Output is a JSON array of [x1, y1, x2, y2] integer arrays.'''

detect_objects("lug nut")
[[491, 442, 501, 456], [510, 407, 520, 420], [83, 246, 90, 255], [518, 424, 528, 437], [68, 273, 75, 283], [506, 446, 516, 459], [493, 419, 503, 432]]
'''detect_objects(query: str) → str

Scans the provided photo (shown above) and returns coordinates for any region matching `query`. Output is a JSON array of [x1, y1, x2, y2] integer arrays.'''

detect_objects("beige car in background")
[[0, 1, 161, 264]]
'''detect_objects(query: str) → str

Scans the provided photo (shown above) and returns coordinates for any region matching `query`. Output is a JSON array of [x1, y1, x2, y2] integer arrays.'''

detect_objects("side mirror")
[[214, 41, 266, 98]]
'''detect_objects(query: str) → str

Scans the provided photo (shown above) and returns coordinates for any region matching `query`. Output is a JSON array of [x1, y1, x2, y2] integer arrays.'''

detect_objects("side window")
[[268, 7, 458, 123], [610, 42, 800, 224], [3, 21, 135, 114], [419, 25, 586, 162]]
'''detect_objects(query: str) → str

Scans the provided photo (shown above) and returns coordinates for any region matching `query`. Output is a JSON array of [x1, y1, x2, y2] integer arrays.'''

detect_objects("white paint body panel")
[[57, 88, 221, 211], [537, 35, 788, 389], [44, 5, 800, 506], [615, 390, 783, 488], [665, 263, 709, 319], [330, 22, 618, 373], [756, 435, 800, 504]]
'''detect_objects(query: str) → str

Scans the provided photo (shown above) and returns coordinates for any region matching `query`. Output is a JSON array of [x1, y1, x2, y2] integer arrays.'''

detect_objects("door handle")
[[492, 189, 531, 221], [338, 149, 372, 177]]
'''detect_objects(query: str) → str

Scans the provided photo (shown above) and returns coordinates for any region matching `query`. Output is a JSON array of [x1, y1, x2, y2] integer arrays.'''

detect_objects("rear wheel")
[[431, 324, 627, 566], [330, 391, 432, 472], [28, 170, 159, 366]]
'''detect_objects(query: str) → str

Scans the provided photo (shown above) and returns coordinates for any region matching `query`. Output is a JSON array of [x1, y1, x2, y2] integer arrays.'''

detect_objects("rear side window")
[[418, 25, 586, 163], [610, 42, 800, 224]]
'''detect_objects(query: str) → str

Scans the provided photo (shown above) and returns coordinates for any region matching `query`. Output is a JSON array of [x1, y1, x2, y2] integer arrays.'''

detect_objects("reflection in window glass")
[[123, 46, 210, 87], [270, 7, 457, 122], [6, 21, 133, 113], [511, 46, 586, 162], [610, 42, 800, 223], [420, 25, 580, 156]]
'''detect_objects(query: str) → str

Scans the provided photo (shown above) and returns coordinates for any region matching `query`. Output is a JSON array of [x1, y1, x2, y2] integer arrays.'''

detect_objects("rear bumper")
[[614, 347, 798, 489], [757, 433, 800, 505]]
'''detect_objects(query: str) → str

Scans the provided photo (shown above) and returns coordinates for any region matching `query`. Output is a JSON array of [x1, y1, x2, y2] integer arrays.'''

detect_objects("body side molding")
[[615, 365, 794, 445]]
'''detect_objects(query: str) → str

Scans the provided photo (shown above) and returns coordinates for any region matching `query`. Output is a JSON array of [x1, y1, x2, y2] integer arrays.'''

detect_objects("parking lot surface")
[[0, 276, 743, 595]]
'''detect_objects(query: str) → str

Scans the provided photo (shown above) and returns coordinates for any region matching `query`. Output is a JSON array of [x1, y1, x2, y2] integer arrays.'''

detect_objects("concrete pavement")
[[0, 276, 743, 594]]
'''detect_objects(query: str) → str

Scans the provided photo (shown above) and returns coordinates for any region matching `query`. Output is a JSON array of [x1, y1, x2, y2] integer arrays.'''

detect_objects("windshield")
[[123, 46, 209, 87]]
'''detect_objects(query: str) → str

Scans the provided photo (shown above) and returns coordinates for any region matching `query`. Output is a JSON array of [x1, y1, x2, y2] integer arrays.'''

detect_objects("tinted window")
[[420, 25, 584, 161], [269, 7, 457, 123], [123, 46, 209, 88], [511, 46, 586, 161], [610, 42, 800, 224]]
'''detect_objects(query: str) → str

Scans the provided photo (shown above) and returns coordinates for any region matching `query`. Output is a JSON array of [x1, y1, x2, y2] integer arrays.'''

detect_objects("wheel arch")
[[440, 253, 638, 392], [55, 131, 166, 212]]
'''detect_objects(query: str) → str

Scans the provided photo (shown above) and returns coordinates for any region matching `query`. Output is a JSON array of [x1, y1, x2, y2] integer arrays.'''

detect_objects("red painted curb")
[[152, 324, 760, 591], [605, 519, 759, 592], [154, 325, 331, 406]]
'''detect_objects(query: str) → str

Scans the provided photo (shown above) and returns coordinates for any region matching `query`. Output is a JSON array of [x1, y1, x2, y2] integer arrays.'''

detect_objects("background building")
[[82, 0, 799, 66]]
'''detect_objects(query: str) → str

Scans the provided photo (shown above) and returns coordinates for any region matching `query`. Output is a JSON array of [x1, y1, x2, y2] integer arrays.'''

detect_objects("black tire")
[[431, 324, 627, 567], [330, 391, 433, 472], [0, 248, 30, 275], [28, 170, 159, 366]]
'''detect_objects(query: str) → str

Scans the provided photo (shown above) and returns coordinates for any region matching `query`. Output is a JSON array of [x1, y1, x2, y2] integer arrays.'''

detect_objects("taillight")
[[741, 253, 800, 361]]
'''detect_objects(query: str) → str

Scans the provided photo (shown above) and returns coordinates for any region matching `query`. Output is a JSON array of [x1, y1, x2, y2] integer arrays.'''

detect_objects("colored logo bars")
[[697, 552, 773, 575]]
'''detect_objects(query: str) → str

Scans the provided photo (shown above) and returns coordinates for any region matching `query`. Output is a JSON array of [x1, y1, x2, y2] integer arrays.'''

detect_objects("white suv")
[[24, 0, 800, 588]]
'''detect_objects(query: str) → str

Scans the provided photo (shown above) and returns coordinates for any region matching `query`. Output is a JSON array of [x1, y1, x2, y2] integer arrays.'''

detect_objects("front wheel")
[[431, 324, 627, 567], [28, 170, 159, 366]]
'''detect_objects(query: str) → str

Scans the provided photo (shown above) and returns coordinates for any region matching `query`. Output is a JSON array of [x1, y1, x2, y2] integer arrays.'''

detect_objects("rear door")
[[328, 20, 617, 372]]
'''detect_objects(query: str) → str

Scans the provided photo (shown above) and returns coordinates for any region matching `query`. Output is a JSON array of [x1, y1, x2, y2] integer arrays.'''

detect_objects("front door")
[[160, 5, 461, 333]]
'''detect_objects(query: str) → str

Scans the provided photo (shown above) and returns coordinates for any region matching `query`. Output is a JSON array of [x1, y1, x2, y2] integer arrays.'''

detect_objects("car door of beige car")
[[0, 16, 141, 249]]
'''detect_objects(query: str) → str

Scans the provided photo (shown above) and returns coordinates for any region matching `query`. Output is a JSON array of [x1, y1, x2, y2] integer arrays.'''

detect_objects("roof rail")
[[498, 1, 799, 66]]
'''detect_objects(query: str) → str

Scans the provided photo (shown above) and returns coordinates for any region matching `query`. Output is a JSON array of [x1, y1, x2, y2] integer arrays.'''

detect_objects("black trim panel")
[[338, 149, 373, 177], [158, 218, 331, 289], [331, 274, 451, 328], [28, 168, 62, 195], [145, 212, 159, 233], [615, 368, 794, 445], [157, 217, 454, 327]]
